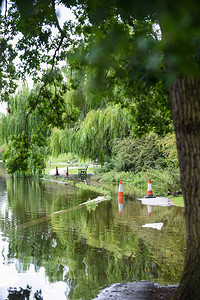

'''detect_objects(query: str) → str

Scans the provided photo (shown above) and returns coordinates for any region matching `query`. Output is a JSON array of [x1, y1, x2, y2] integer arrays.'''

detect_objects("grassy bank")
[[97, 168, 184, 206], [42, 156, 184, 207], [169, 196, 184, 207], [44, 154, 100, 176], [44, 165, 98, 175]]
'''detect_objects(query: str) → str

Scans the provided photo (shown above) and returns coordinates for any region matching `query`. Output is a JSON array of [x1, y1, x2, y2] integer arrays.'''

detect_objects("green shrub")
[[99, 167, 181, 197], [133, 168, 181, 197], [111, 133, 166, 173], [100, 171, 135, 184], [157, 133, 179, 169]]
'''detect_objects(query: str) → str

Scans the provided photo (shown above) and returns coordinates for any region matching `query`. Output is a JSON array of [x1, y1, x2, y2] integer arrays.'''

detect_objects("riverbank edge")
[[93, 281, 178, 300], [41, 171, 184, 207]]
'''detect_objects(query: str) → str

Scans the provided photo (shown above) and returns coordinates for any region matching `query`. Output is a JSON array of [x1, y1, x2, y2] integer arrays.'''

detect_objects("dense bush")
[[111, 133, 166, 173], [99, 168, 181, 197], [98, 132, 181, 196]]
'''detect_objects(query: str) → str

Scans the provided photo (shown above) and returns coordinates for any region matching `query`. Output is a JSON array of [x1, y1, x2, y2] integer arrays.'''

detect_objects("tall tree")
[[1, 86, 51, 175], [1, 0, 200, 298], [69, 3, 200, 299]]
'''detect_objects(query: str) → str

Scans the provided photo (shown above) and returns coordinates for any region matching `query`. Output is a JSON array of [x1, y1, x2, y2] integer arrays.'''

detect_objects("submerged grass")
[[76, 182, 112, 199]]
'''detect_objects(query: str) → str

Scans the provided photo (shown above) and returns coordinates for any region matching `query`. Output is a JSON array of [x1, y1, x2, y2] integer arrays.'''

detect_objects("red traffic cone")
[[147, 205, 152, 217], [145, 179, 156, 198], [55, 166, 59, 176], [118, 180, 124, 203], [66, 166, 69, 176]]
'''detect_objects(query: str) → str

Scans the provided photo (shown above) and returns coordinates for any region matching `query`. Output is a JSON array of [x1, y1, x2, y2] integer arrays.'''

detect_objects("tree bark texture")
[[169, 78, 200, 300]]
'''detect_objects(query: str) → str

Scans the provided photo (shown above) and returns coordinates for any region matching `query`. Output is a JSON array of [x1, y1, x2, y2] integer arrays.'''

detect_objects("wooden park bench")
[[78, 166, 88, 180]]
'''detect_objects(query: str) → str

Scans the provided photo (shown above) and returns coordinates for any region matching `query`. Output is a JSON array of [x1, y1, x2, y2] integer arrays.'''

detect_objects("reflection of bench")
[[78, 166, 88, 180]]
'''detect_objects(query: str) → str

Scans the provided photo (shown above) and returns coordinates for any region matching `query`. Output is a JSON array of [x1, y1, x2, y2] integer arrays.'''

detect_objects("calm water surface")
[[0, 163, 185, 299]]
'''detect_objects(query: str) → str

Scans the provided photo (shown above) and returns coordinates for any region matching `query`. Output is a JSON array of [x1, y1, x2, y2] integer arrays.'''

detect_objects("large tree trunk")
[[169, 77, 200, 300]]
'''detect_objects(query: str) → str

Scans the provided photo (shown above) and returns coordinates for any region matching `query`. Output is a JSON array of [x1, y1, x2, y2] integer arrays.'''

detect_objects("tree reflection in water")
[[0, 171, 186, 300], [7, 285, 43, 300]]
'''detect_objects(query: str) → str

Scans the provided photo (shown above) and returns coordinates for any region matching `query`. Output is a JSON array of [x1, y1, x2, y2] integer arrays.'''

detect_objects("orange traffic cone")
[[147, 205, 152, 217], [118, 180, 124, 203], [66, 166, 69, 176], [145, 179, 156, 198]]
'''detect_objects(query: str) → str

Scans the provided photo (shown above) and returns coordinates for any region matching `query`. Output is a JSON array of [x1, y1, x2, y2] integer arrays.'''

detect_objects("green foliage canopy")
[[50, 103, 133, 163], [111, 133, 166, 173], [1, 87, 50, 175]]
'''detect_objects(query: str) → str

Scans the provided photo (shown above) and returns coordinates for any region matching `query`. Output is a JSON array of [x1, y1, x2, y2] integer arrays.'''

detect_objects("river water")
[[0, 163, 185, 299]]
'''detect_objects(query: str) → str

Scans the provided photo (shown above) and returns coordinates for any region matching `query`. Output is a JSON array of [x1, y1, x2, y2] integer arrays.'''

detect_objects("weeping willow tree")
[[0, 86, 51, 175], [50, 103, 133, 164], [50, 127, 62, 158]]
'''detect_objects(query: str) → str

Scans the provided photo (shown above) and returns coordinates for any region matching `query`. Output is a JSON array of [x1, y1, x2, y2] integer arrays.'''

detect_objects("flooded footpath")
[[0, 163, 185, 299]]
